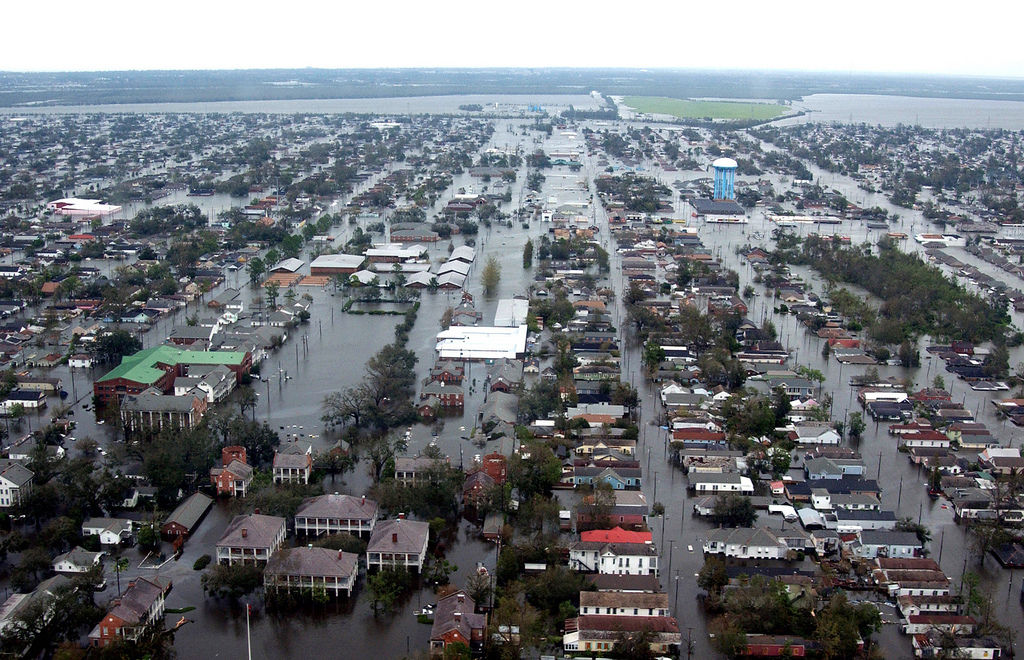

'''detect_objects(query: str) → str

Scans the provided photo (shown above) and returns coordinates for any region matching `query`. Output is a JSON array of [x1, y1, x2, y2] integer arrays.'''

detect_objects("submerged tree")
[[482, 256, 501, 295]]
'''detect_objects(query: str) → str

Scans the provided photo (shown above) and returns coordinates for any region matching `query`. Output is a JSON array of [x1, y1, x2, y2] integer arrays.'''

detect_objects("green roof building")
[[94, 345, 251, 404]]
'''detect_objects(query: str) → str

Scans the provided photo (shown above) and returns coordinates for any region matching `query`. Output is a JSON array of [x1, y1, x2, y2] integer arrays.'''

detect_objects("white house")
[[787, 422, 842, 445], [0, 460, 33, 508], [853, 530, 923, 559], [568, 541, 659, 576], [702, 527, 789, 559], [82, 518, 134, 546], [689, 472, 754, 494], [53, 546, 104, 573]]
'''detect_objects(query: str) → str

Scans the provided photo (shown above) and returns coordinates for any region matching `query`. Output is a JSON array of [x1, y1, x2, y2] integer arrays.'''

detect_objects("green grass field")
[[622, 96, 787, 120]]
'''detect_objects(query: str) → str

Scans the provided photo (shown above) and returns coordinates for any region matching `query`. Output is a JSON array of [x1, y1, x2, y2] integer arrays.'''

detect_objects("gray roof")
[[264, 547, 358, 579], [53, 546, 103, 569], [270, 257, 304, 273], [217, 513, 286, 550], [367, 518, 429, 554], [296, 494, 378, 521], [109, 576, 166, 625], [163, 492, 213, 531], [0, 460, 33, 487], [691, 198, 745, 215], [705, 526, 784, 548]]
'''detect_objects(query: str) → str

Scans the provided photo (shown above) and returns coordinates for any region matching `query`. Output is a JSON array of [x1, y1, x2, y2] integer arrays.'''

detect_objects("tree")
[[847, 411, 866, 441], [236, 385, 258, 419], [697, 556, 729, 596], [816, 591, 881, 658], [365, 432, 408, 483], [367, 566, 411, 613], [95, 330, 142, 364], [201, 563, 263, 599], [265, 282, 280, 309], [246, 257, 266, 286], [522, 240, 533, 268], [321, 386, 372, 431], [642, 341, 665, 376], [465, 569, 492, 607], [137, 522, 160, 550], [712, 494, 757, 527], [482, 256, 501, 296]]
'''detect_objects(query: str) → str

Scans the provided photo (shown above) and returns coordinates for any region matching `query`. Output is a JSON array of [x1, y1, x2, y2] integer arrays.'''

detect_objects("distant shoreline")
[[3, 68, 1024, 108]]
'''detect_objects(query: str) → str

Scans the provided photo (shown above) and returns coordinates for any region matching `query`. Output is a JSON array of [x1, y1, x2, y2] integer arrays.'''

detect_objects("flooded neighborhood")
[[0, 71, 1022, 660]]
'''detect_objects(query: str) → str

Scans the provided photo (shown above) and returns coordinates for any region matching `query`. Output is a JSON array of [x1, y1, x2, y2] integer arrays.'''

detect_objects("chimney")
[[361, 495, 365, 505], [453, 612, 461, 622], [254, 508, 261, 515], [241, 528, 248, 538], [392, 533, 398, 544], [457, 593, 464, 604], [398, 512, 405, 520], [338, 550, 343, 560]]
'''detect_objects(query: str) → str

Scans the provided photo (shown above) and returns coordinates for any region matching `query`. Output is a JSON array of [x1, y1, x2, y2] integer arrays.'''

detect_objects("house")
[[420, 380, 464, 409], [428, 360, 464, 385], [209, 445, 253, 497], [703, 527, 801, 559], [874, 558, 950, 597], [902, 614, 977, 635], [462, 470, 496, 506], [82, 517, 133, 546], [853, 530, 924, 559], [0, 389, 46, 412], [568, 537, 659, 576], [294, 493, 379, 537], [120, 387, 209, 434], [689, 472, 754, 494], [273, 442, 312, 484], [395, 456, 449, 486], [264, 547, 360, 597], [787, 422, 842, 445], [578, 590, 669, 616], [563, 615, 680, 655], [743, 635, 814, 657], [912, 631, 1004, 659], [0, 460, 33, 507], [216, 513, 287, 565], [571, 465, 643, 490], [0, 575, 71, 635], [979, 447, 1024, 476], [53, 546, 104, 573], [161, 491, 213, 539], [88, 576, 169, 648], [429, 591, 486, 657], [366, 516, 429, 572], [577, 490, 649, 530], [69, 354, 93, 369]]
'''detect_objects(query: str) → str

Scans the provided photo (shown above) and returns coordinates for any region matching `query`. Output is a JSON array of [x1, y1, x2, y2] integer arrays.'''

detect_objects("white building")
[[435, 325, 528, 360]]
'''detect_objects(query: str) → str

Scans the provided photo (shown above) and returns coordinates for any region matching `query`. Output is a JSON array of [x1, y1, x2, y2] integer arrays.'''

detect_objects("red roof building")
[[580, 527, 652, 544]]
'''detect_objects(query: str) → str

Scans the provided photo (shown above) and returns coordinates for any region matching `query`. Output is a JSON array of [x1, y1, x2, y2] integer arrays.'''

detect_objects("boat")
[[187, 188, 215, 196]]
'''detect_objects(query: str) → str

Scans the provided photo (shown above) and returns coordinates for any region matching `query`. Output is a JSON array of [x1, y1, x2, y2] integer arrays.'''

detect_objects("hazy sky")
[[6, 0, 1023, 77]]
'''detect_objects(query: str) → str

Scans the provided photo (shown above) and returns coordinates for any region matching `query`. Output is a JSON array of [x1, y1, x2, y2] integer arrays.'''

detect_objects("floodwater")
[[34, 111, 1024, 658], [782, 93, 1024, 129]]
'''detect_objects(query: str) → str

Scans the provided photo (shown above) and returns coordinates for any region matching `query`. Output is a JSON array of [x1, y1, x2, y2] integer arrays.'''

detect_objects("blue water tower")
[[712, 157, 737, 200]]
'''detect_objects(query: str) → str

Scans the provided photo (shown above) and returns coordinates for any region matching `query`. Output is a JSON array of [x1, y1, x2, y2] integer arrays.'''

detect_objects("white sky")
[[5, 0, 1023, 77]]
